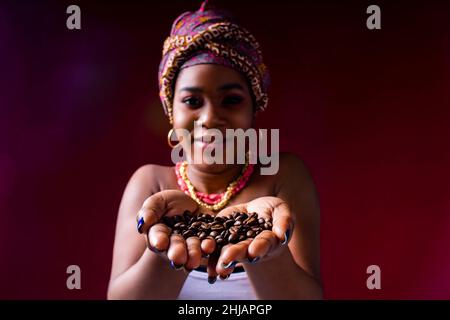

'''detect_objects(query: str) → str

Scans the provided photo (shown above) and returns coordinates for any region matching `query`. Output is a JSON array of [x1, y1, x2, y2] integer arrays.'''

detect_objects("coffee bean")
[[228, 233, 239, 244], [229, 226, 239, 234], [182, 230, 193, 238], [244, 217, 257, 226], [224, 219, 234, 229], [240, 225, 249, 231], [174, 222, 185, 229], [238, 213, 248, 220], [214, 216, 225, 223], [188, 216, 197, 224], [246, 230, 256, 238], [238, 234, 246, 241], [232, 211, 240, 219], [198, 232, 207, 240], [216, 237, 225, 246], [201, 222, 210, 229], [257, 218, 265, 224], [234, 220, 242, 226], [211, 223, 224, 231], [162, 216, 174, 227], [191, 221, 202, 228], [209, 231, 219, 238]]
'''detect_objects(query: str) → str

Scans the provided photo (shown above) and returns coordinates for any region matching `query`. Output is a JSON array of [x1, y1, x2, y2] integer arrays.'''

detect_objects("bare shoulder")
[[127, 164, 175, 194], [118, 164, 176, 219]]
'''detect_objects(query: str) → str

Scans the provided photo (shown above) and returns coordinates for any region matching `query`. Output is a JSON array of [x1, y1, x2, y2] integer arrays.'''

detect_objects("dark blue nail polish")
[[202, 253, 210, 258], [170, 260, 184, 270], [248, 256, 260, 264], [137, 217, 145, 234], [282, 229, 290, 245], [222, 261, 237, 269], [208, 276, 217, 284], [149, 245, 162, 254]]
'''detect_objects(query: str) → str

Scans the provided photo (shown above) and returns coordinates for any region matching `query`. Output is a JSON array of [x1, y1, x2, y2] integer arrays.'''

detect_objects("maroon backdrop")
[[1, 0, 449, 299]]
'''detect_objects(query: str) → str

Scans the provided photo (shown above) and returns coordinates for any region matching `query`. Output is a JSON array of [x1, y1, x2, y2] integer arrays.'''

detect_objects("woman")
[[107, 1, 322, 300]]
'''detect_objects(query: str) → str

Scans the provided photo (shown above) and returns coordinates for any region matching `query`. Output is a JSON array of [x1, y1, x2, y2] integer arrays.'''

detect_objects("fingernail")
[[282, 229, 290, 245], [137, 217, 145, 234], [248, 256, 260, 264], [222, 261, 237, 269], [207, 276, 217, 284], [169, 260, 184, 270], [219, 274, 230, 280], [149, 245, 162, 254]]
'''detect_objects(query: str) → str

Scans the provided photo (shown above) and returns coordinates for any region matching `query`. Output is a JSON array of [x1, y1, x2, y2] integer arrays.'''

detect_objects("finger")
[[148, 223, 171, 252], [247, 198, 293, 244], [216, 239, 252, 277], [166, 234, 188, 269], [184, 237, 202, 271], [136, 193, 168, 235], [207, 250, 219, 284], [247, 230, 279, 261], [271, 201, 295, 244], [200, 237, 216, 257]]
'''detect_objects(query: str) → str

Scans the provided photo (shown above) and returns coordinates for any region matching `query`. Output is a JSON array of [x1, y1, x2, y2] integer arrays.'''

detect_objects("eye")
[[182, 97, 202, 108], [223, 95, 243, 105]]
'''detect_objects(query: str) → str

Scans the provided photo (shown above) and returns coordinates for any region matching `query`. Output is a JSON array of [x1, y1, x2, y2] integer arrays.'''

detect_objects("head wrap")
[[158, 0, 270, 123]]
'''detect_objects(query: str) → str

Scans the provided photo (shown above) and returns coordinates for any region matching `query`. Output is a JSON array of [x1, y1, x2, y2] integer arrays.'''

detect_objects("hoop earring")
[[167, 128, 180, 148]]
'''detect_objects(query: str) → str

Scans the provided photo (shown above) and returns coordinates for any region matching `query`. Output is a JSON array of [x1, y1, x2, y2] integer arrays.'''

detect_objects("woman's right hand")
[[136, 190, 216, 272]]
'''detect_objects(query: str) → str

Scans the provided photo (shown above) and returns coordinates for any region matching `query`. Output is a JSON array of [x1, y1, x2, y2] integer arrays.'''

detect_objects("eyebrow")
[[218, 83, 245, 91], [179, 86, 203, 93], [178, 83, 245, 93]]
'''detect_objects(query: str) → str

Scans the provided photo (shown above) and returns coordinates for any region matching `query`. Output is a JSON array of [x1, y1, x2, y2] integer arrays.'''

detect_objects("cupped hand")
[[136, 190, 216, 271], [214, 196, 295, 279]]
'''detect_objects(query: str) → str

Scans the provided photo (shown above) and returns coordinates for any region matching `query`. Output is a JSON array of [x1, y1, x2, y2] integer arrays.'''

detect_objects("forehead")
[[174, 64, 248, 89]]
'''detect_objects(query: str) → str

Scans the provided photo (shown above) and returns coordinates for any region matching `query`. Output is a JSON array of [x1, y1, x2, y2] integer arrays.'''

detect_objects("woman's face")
[[172, 64, 254, 167]]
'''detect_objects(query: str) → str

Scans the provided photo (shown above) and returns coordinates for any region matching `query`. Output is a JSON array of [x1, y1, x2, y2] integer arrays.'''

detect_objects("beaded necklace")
[[175, 157, 254, 212]]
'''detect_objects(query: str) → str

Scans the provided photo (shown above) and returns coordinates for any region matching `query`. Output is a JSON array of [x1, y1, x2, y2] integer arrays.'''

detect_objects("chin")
[[191, 162, 236, 174]]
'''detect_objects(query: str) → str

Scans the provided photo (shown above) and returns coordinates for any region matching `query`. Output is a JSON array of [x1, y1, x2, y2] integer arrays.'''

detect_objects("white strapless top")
[[177, 269, 258, 300]]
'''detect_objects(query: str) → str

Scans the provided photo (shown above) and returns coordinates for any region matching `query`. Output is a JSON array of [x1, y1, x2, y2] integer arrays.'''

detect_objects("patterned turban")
[[158, 0, 270, 123]]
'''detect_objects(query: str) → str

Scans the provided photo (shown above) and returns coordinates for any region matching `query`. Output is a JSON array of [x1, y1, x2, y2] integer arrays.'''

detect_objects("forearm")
[[244, 247, 323, 300], [107, 250, 187, 300]]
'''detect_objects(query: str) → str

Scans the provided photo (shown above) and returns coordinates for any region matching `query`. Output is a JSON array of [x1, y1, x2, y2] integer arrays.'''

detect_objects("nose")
[[197, 100, 226, 129]]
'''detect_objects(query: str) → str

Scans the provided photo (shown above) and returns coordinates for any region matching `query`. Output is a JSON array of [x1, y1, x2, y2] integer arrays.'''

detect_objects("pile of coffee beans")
[[161, 210, 273, 247]]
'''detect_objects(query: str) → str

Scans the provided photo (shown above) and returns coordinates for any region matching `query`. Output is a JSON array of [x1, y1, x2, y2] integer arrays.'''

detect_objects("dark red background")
[[1, 0, 449, 299]]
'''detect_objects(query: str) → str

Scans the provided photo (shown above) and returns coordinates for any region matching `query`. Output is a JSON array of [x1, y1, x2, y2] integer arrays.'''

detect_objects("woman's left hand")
[[214, 196, 295, 279]]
